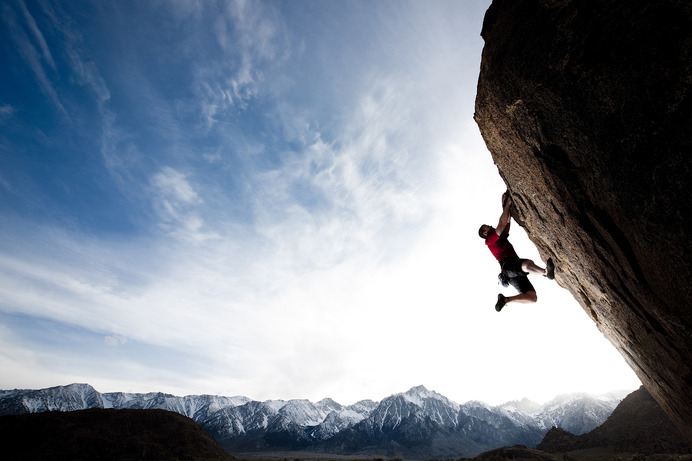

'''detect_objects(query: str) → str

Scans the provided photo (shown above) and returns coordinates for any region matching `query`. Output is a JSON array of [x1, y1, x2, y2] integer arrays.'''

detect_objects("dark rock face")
[[474, 0, 692, 444]]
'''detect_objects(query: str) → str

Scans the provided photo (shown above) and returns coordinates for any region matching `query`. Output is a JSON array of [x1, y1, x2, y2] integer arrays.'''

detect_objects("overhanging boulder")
[[474, 0, 692, 444]]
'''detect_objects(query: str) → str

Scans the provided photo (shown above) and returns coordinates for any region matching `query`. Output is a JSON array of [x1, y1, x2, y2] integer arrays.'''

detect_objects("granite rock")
[[474, 0, 692, 444]]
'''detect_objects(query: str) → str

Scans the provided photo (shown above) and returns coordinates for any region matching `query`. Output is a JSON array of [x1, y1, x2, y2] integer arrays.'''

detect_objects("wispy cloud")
[[150, 167, 216, 242], [2, 0, 65, 114], [0, 104, 14, 120], [104, 335, 129, 346], [67, 51, 110, 104], [196, 0, 288, 126], [16, 0, 56, 71]]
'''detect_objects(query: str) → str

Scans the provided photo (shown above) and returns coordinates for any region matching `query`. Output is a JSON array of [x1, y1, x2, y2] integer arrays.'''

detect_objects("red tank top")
[[486, 231, 519, 263]]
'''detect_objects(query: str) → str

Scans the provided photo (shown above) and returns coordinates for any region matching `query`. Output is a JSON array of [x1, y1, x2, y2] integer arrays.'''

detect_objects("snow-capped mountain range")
[[0, 383, 630, 458]]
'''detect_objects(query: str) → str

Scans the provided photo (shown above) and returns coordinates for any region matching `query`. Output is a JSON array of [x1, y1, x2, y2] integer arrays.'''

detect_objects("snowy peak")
[[0, 383, 102, 414], [349, 399, 378, 413], [397, 385, 460, 412], [367, 386, 463, 431], [315, 397, 342, 413], [499, 397, 542, 415], [402, 385, 448, 405], [532, 393, 623, 435], [278, 399, 329, 427], [403, 385, 433, 401]]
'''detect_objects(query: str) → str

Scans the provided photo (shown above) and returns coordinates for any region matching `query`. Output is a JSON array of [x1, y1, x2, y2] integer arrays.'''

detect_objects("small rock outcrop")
[[474, 0, 692, 444]]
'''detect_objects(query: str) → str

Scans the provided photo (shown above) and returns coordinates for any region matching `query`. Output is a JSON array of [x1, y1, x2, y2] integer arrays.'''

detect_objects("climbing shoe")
[[495, 294, 506, 312], [546, 258, 555, 280]]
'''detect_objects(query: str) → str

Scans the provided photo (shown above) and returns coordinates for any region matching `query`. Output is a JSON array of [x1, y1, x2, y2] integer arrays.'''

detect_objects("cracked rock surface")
[[474, 0, 692, 444]]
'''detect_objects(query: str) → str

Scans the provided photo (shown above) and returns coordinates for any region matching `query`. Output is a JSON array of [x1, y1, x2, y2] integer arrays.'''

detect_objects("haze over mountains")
[[0, 383, 629, 458]]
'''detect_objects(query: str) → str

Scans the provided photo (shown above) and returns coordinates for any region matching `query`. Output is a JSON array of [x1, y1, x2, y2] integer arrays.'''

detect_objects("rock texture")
[[474, 0, 692, 445]]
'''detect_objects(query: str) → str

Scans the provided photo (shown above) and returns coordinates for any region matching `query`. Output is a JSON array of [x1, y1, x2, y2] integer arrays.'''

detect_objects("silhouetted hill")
[[0, 408, 235, 461], [537, 386, 690, 455]]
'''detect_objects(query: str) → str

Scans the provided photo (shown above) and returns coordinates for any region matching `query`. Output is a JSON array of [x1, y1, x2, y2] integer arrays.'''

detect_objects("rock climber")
[[478, 191, 555, 312]]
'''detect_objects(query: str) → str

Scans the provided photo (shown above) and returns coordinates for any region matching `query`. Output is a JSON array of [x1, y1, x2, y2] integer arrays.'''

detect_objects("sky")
[[0, 0, 641, 407]]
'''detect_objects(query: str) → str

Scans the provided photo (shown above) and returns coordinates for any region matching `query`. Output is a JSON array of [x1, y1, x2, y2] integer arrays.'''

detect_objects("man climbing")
[[478, 191, 555, 312]]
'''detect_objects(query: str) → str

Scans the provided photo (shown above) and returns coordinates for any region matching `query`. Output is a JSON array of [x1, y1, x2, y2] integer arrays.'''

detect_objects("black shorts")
[[500, 258, 535, 294]]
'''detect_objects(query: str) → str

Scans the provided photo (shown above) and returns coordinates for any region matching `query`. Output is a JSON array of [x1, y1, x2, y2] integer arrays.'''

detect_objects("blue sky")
[[0, 0, 640, 405]]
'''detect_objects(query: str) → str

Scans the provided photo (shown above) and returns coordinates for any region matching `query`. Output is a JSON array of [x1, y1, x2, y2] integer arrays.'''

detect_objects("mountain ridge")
[[0, 383, 630, 458]]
